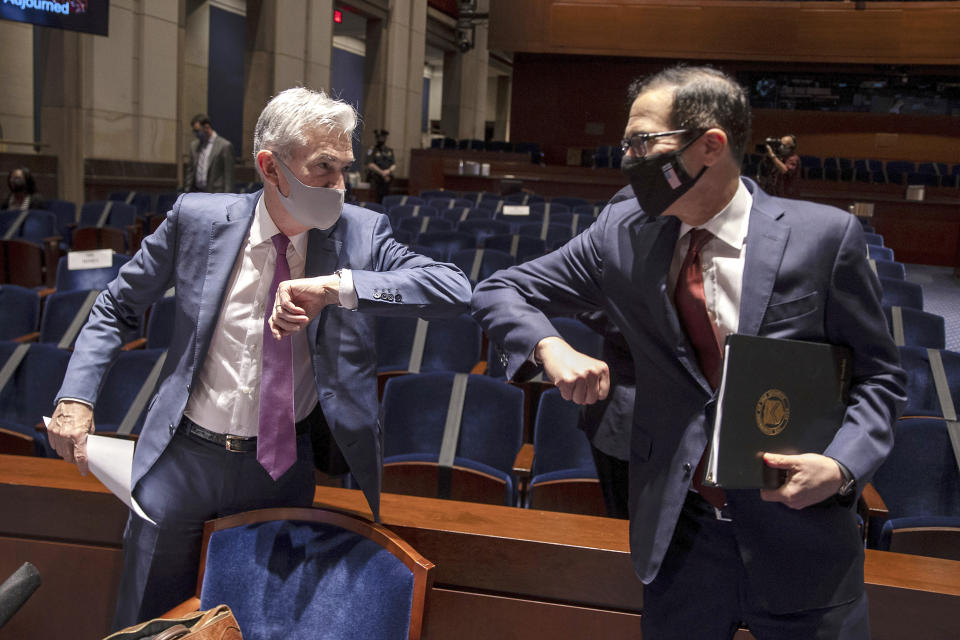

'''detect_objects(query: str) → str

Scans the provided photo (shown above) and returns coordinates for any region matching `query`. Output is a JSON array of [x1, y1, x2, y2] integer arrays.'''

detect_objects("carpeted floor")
[[904, 263, 960, 352]]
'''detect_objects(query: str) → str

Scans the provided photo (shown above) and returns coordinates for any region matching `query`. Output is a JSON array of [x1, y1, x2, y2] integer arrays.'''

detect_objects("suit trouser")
[[641, 492, 870, 640], [112, 426, 316, 630], [589, 443, 629, 519]]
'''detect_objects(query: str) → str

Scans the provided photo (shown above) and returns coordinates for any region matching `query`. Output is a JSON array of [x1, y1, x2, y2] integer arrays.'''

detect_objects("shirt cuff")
[[59, 397, 94, 409], [337, 268, 358, 310]]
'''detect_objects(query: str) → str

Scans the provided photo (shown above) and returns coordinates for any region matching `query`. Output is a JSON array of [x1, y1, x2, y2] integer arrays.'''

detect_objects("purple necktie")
[[258, 233, 296, 480]]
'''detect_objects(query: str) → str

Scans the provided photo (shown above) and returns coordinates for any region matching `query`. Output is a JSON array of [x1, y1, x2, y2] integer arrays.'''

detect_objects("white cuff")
[[337, 268, 358, 310]]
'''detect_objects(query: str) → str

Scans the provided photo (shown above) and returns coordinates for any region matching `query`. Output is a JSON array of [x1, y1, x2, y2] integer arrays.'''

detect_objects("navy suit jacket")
[[472, 178, 905, 613], [57, 191, 472, 519]]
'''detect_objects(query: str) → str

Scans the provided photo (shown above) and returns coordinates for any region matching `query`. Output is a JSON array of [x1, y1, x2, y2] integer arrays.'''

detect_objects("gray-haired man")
[[47, 87, 472, 629]]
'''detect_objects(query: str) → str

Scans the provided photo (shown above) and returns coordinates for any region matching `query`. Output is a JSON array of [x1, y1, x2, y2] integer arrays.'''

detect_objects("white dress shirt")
[[195, 131, 217, 190], [667, 179, 753, 349], [184, 195, 356, 436]]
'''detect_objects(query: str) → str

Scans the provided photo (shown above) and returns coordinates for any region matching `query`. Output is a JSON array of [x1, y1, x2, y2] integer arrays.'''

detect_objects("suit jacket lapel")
[[739, 195, 789, 336], [193, 197, 255, 373], [305, 227, 342, 349]]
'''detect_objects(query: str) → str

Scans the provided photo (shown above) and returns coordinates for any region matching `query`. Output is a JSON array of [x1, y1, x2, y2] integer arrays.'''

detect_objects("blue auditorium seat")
[[380, 372, 524, 505], [189, 507, 433, 640], [525, 388, 605, 516]]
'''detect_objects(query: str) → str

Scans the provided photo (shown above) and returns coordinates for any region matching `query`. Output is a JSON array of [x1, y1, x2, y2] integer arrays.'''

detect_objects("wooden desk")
[[2, 455, 958, 639]]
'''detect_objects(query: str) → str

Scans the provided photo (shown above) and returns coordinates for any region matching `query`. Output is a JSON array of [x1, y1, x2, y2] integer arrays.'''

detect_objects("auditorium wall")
[[509, 54, 960, 167]]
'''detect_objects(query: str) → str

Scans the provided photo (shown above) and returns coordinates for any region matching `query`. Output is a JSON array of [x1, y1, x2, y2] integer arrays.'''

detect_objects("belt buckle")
[[713, 505, 733, 522], [225, 435, 247, 453]]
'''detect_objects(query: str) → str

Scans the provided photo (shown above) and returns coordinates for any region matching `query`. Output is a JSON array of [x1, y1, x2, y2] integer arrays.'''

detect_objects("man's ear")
[[700, 127, 728, 167], [258, 150, 281, 189]]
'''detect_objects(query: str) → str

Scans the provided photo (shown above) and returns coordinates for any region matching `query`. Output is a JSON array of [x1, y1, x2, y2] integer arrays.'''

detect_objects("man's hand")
[[47, 400, 95, 475], [760, 453, 845, 510], [765, 143, 776, 159], [269, 274, 341, 339], [535, 336, 610, 405]]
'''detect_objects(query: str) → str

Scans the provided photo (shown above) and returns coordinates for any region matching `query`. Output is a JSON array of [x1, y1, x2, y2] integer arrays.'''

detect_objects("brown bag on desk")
[[103, 604, 242, 640]]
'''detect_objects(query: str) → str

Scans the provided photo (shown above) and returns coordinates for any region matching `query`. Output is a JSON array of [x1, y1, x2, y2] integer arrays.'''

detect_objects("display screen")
[[0, 1, 109, 36]]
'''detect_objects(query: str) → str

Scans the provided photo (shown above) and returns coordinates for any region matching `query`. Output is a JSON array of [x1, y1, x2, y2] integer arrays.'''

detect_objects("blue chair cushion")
[[200, 519, 415, 640]]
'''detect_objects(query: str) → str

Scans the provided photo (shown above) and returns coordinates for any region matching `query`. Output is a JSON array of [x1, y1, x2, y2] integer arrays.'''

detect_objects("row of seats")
[[794, 156, 960, 187]]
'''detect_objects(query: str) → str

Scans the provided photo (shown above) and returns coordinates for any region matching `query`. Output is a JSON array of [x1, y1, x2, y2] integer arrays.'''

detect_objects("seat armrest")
[[860, 482, 888, 518], [513, 442, 534, 479], [121, 337, 148, 351], [13, 332, 40, 343], [470, 360, 487, 375]]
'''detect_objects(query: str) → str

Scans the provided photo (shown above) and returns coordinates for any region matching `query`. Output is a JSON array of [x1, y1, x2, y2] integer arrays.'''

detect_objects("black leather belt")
[[178, 414, 312, 453]]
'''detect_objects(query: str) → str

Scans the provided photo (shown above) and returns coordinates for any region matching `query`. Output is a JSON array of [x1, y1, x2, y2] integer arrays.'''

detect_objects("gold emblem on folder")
[[755, 389, 790, 436]]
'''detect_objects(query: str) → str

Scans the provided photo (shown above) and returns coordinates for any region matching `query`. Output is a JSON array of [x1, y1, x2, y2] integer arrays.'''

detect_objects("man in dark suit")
[[47, 88, 472, 629], [185, 114, 235, 193], [472, 66, 905, 638]]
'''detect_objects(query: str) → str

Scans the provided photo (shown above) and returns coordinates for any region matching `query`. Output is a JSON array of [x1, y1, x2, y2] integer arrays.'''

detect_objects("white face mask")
[[274, 158, 345, 230]]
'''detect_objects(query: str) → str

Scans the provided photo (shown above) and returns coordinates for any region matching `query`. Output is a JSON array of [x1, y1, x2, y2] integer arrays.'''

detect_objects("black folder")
[[703, 334, 852, 490]]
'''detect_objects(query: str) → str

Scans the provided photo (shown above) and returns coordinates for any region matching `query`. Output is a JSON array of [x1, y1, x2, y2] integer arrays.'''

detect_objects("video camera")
[[756, 137, 783, 155]]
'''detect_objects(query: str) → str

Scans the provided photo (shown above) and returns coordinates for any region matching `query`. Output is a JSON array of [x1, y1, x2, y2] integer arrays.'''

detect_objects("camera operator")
[[757, 134, 800, 197]]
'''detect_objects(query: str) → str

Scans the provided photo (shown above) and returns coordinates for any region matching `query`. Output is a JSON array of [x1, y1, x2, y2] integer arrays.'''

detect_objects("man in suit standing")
[[472, 66, 905, 638], [185, 114, 235, 193], [47, 87, 472, 629]]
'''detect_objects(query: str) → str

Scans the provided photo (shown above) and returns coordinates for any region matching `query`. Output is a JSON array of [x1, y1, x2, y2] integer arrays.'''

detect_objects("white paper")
[[43, 418, 156, 524], [502, 205, 531, 217], [67, 249, 113, 270]]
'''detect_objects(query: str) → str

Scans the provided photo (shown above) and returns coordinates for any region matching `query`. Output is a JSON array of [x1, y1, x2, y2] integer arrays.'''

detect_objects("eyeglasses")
[[619, 129, 693, 157]]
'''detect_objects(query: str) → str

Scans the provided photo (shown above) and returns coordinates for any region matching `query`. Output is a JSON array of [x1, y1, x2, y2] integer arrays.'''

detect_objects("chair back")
[[879, 277, 923, 310], [383, 195, 426, 209], [93, 349, 167, 435], [197, 507, 434, 640], [79, 201, 137, 229], [863, 232, 884, 247], [38, 289, 101, 347], [381, 372, 524, 504], [0, 285, 40, 340], [870, 259, 905, 280], [873, 418, 960, 521], [375, 314, 481, 374], [483, 234, 545, 263], [898, 346, 960, 417], [451, 248, 514, 284], [55, 252, 131, 291], [883, 306, 945, 349], [867, 245, 894, 261], [415, 231, 476, 260], [0, 343, 72, 453]]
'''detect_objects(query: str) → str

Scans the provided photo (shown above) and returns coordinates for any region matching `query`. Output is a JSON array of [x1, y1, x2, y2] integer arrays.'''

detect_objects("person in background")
[[184, 114, 235, 193], [759, 134, 800, 197], [366, 129, 396, 203], [4, 167, 46, 211]]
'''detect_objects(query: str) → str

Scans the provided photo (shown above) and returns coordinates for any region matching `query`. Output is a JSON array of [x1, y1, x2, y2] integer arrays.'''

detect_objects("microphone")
[[0, 562, 41, 629]]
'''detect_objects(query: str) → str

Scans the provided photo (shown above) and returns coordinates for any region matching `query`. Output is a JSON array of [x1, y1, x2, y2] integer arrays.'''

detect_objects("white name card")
[[502, 205, 531, 217], [67, 249, 113, 270]]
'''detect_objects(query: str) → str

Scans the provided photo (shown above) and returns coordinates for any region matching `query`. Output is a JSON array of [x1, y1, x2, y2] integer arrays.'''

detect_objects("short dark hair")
[[191, 114, 212, 127], [627, 65, 751, 163]]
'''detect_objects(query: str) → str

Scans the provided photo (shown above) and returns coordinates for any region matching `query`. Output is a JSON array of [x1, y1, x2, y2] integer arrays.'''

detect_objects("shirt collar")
[[679, 178, 752, 250], [252, 195, 309, 259]]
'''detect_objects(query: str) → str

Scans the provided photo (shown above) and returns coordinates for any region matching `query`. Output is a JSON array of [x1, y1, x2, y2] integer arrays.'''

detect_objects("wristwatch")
[[837, 462, 856, 496]]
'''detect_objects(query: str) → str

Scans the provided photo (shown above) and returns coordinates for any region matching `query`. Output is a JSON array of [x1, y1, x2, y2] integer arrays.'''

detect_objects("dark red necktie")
[[674, 228, 726, 509]]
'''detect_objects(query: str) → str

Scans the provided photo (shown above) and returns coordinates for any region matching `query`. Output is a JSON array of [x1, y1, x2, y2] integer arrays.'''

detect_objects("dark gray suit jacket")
[[57, 191, 472, 519], [472, 178, 905, 613], [186, 135, 234, 193]]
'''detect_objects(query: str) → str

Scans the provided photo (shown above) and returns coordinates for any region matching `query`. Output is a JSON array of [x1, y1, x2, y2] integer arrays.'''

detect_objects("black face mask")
[[194, 129, 209, 145], [620, 133, 707, 217], [9, 177, 25, 193]]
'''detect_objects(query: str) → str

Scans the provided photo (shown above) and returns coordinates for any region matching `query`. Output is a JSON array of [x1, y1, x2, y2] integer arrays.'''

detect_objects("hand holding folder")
[[703, 335, 852, 492]]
